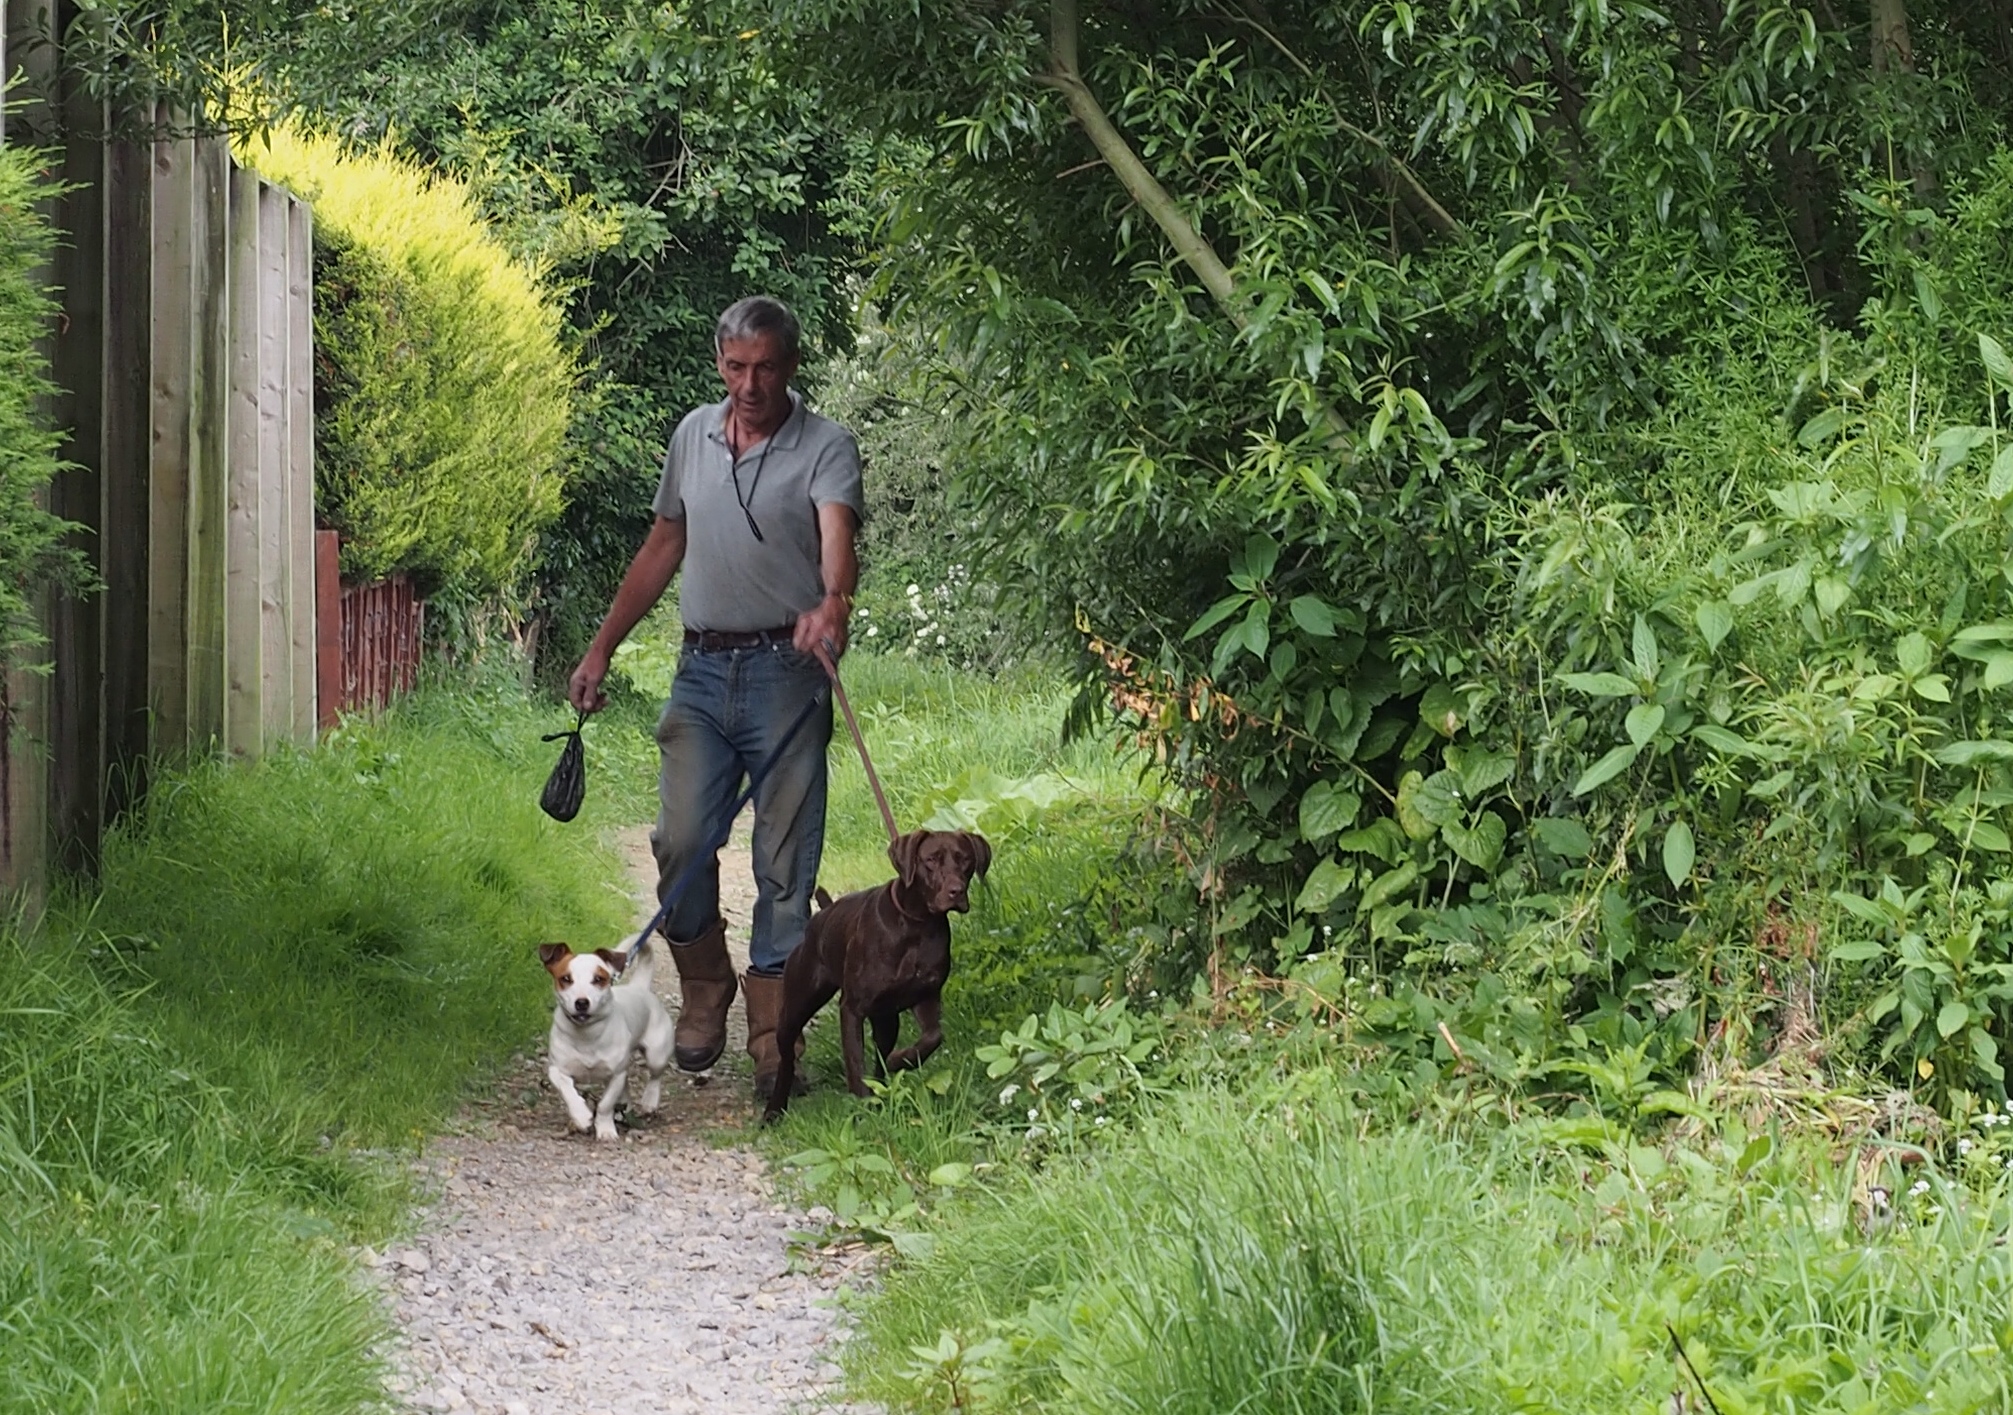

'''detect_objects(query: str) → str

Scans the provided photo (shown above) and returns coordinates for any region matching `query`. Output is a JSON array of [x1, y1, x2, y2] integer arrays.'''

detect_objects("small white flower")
[[867, 625, 879, 637], [1069, 1097, 1083, 1111], [936, 634, 946, 646], [906, 583, 920, 596], [999, 1084, 1019, 1105], [1960, 1138, 1975, 1155], [855, 606, 870, 618], [1027, 1106, 1039, 1121], [1095, 1116, 1108, 1127], [1911, 1179, 1931, 1197]]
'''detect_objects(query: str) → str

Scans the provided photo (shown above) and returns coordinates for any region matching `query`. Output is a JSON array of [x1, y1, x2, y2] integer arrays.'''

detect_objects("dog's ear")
[[814, 885, 834, 910], [963, 832, 992, 880], [593, 947, 627, 975], [888, 829, 928, 885], [537, 942, 571, 974]]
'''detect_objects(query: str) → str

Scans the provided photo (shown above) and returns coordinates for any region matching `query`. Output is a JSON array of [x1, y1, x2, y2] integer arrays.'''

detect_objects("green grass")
[[3, 674, 633, 1413], [845, 1080, 2013, 1414]]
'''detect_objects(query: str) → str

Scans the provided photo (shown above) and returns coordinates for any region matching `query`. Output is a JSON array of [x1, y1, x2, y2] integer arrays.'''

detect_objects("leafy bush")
[[239, 124, 574, 601], [0, 144, 88, 672]]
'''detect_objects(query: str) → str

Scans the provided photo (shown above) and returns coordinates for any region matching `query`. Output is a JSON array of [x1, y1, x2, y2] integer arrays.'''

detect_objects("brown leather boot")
[[742, 970, 805, 1101], [664, 918, 735, 1072]]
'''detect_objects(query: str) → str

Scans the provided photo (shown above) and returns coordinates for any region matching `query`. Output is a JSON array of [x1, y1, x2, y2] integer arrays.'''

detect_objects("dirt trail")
[[372, 819, 869, 1415]]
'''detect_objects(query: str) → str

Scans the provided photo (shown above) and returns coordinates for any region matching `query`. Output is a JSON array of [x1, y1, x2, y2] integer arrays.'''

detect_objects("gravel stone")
[[371, 823, 876, 1414]]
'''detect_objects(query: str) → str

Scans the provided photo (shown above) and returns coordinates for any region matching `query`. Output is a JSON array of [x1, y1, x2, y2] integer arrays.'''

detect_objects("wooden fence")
[[315, 530, 425, 727], [0, 2, 318, 890]]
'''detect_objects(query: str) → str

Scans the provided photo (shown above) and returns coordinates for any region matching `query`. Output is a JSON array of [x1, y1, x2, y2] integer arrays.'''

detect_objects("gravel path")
[[373, 821, 870, 1415]]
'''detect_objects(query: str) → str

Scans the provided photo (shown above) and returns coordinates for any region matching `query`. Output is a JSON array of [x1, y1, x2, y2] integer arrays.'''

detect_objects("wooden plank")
[[314, 529, 340, 731], [185, 133, 229, 747], [286, 196, 314, 742], [147, 115, 195, 754], [102, 126, 153, 823], [224, 163, 262, 758], [256, 179, 288, 751], [47, 74, 105, 872]]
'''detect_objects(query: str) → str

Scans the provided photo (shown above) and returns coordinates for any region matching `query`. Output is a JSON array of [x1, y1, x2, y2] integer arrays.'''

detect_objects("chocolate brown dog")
[[762, 828, 991, 1121]]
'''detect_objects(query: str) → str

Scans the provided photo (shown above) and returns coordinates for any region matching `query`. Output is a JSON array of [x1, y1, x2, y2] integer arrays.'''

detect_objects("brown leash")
[[813, 639, 900, 847]]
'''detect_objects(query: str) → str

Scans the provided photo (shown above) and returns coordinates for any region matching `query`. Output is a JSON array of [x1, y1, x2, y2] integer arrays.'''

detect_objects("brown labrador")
[[762, 828, 991, 1121]]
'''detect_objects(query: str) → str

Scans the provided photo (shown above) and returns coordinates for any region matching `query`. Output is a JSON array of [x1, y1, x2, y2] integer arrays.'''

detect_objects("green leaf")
[[1450, 746, 1514, 797], [1970, 821, 2012, 852], [1690, 723, 1752, 756], [1938, 1000, 1970, 1039], [1984, 652, 2013, 690], [1532, 817, 1595, 857], [1662, 819, 1695, 888], [1625, 702, 1666, 746], [1982, 332, 2013, 388], [1401, 769, 1464, 829], [1932, 740, 2013, 766], [1358, 860, 1420, 913], [1445, 810, 1507, 870], [1897, 631, 1933, 678], [1797, 405, 1845, 447], [1238, 601, 1270, 661], [1632, 616, 1660, 681], [1183, 593, 1247, 641], [1288, 594, 1336, 637], [1419, 682, 1463, 737], [1694, 599, 1734, 651], [1813, 575, 1851, 617], [1298, 780, 1359, 841], [926, 1163, 972, 1188], [1829, 939, 1885, 962], [1991, 445, 2013, 501], [1910, 674, 1952, 703], [1334, 818, 1407, 864], [1239, 533, 1279, 583], [1573, 742, 1643, 796], [1294, 858, 1353, 914], [1556, 671, 1639, 697]]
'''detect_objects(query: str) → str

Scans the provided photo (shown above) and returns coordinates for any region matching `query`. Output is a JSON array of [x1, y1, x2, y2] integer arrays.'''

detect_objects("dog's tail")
[[621, 936, 657, 991]]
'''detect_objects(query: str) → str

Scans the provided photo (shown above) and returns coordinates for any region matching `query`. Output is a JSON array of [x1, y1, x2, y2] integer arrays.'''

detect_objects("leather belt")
[[683, 625, 794, 651]]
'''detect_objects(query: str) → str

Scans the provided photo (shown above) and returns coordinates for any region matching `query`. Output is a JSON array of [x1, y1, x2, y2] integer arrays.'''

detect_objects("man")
[[568, 296, 861, 1100]]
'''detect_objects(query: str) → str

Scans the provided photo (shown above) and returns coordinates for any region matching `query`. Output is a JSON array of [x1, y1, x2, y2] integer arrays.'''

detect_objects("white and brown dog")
[[538, 939, 673, 1141]]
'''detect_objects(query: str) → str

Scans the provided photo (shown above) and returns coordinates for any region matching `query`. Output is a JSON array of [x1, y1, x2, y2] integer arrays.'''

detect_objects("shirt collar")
[[708, 389, 806, 452]]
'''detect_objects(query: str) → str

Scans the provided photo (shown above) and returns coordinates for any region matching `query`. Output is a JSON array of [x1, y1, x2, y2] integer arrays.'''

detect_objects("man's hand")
[[569, 647, 611, 714], [794, 593, 850, 661]]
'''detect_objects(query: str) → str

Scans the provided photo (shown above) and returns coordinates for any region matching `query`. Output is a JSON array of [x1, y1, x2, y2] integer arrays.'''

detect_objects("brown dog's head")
[[889, 829, 991, 914]]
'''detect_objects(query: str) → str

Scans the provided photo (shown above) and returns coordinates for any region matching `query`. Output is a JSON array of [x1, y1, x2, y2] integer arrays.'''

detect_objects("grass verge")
[[3, 674, 629, 1413]]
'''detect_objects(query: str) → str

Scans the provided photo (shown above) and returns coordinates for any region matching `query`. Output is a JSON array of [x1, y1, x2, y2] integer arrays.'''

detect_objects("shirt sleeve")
[[810, 426, 865, 519], [651, 419, 687, 521]]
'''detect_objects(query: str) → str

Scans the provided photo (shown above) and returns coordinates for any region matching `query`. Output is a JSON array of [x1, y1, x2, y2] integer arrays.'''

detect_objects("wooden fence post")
[[102, 125, 153, 820], [148, 113, 195, 754], [256, 179, 289, 751], [287, 195, 314, 742], [186, 133, 230, 749], [225, 163, 262, 758]]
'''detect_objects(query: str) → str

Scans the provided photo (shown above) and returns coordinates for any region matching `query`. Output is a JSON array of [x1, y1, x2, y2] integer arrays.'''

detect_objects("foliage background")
[[240, 123, 575, 605]]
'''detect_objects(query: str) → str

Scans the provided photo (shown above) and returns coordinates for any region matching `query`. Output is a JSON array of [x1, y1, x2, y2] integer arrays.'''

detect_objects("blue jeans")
[[651, 642, 832, 974]]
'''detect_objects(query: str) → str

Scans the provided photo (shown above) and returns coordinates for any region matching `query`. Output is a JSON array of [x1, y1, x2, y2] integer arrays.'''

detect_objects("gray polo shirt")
[[653, 391, 864, 633]]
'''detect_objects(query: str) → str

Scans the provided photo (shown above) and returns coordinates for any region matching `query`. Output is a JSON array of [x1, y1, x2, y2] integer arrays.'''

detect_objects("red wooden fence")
[[314, 529, 423, 728]]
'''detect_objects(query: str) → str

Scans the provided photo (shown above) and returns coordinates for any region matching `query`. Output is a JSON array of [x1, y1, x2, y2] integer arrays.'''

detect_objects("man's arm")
[[569, 515, 687, 712], [793, 502, 860, 658]]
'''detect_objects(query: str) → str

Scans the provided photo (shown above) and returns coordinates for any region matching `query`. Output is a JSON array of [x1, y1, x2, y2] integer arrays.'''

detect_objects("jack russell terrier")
[[538, 938, 673, 1141]]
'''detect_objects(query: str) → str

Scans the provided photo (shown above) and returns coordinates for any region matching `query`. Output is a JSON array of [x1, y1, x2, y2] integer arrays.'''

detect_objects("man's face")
[[716, 332, 799, 434]]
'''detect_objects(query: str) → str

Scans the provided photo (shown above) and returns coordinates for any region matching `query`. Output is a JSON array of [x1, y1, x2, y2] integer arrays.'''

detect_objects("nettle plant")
[[1172, 331, 2013, 1107]]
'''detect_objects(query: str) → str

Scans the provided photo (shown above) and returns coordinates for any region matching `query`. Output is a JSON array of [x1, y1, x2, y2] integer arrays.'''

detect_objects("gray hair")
[[715, 296, 802, 358]]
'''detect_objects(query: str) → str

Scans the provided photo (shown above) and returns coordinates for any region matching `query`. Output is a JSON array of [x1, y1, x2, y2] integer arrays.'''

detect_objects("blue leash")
[[621, 681, 832, 962]]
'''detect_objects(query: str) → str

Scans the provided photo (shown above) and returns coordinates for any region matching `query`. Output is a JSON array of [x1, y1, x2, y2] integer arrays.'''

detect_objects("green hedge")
[[241, 126, 574, 600], [0, 145, 86, 671]]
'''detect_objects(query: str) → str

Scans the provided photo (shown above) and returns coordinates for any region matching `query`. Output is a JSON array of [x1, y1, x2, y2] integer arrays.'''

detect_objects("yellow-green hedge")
[[240, 126, 574, 599]]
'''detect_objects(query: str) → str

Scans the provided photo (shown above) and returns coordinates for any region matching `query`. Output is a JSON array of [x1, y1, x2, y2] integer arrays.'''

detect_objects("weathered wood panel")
[[185, 133, 231, 749], [148, 120, 195, 753], [287, 197, 315, 739], [224, 163, 263, 759], [256, 180, 290, 751], [314, 529, 341, 731], [47, 75, 105, 872], [102, 131, 152, 819]]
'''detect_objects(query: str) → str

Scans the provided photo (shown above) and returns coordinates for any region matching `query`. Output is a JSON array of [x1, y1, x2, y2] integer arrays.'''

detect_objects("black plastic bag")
[[540, 712, 587, 822]]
